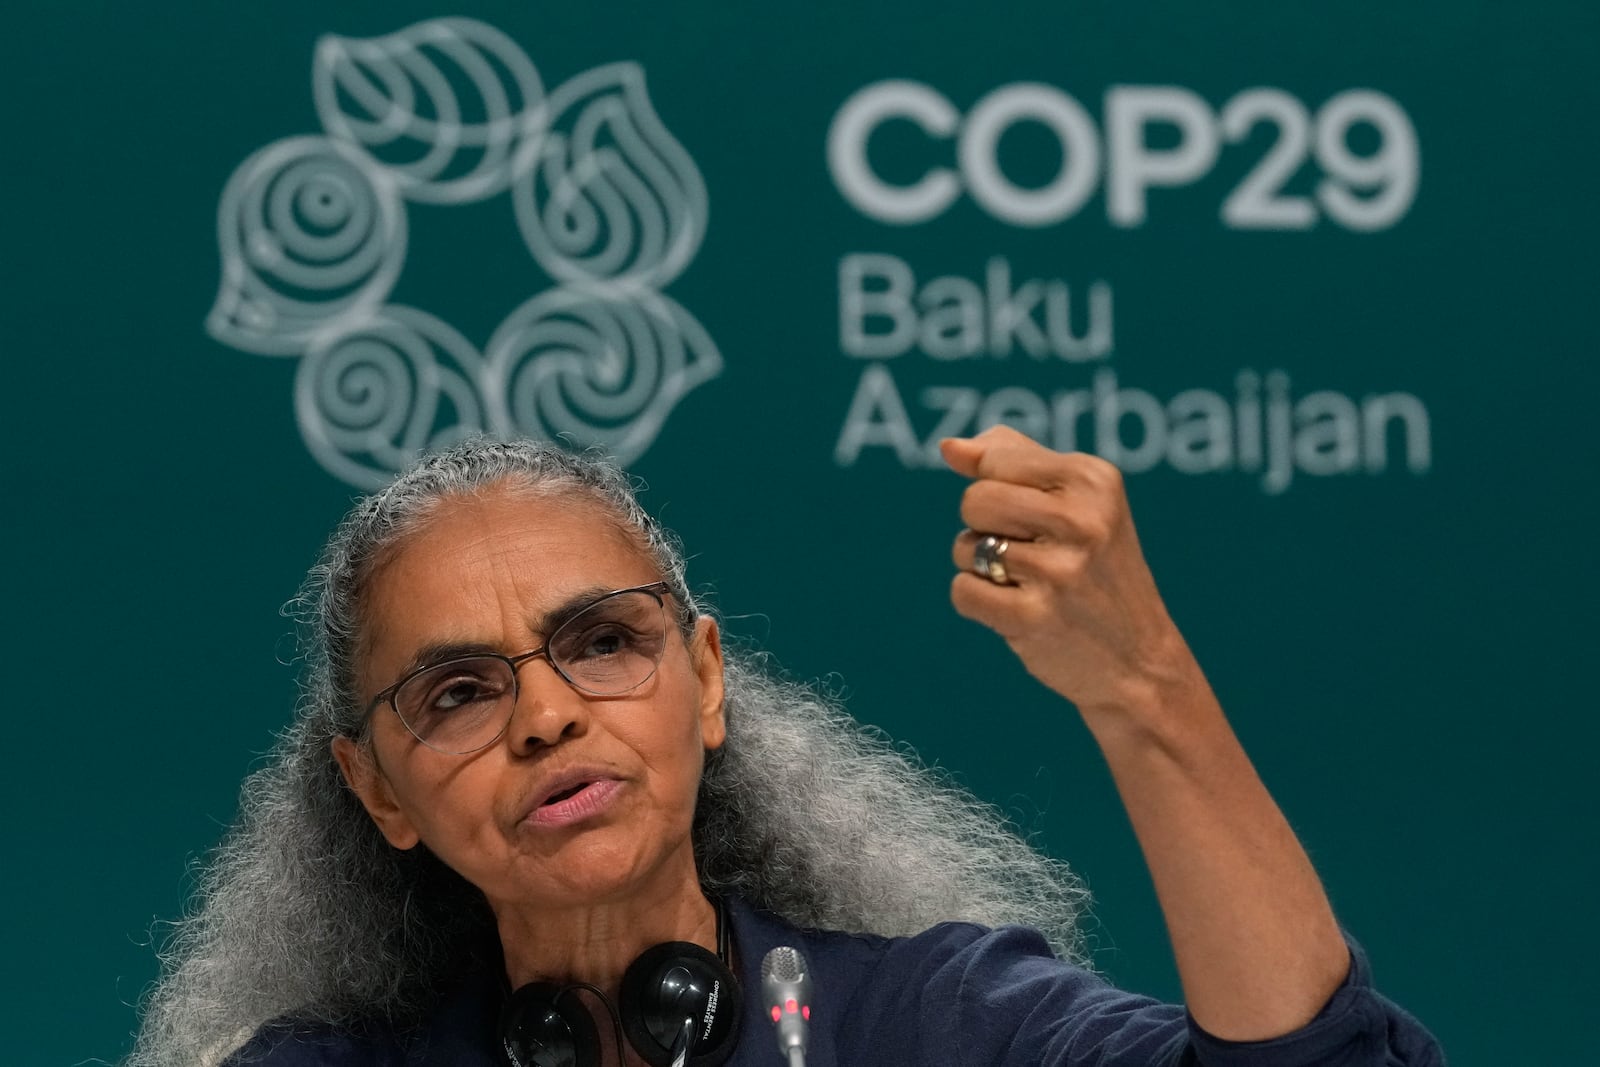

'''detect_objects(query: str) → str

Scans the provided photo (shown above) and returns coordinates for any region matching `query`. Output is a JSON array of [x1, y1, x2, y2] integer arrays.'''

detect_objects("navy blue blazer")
[[226, 896, 1442, 1065]]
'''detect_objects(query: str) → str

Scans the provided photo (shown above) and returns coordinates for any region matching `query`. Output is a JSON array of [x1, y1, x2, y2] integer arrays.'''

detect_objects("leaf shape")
[[512, 63, 707, 289], [208, 136, 406, 356], [314, 17, 546, 205], [482, 287, 722, 463], [294, 306, 488, 487]]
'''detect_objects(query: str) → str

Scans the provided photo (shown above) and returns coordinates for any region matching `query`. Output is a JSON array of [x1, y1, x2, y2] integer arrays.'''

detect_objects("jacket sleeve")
[[874, 922, 1443, 1067]]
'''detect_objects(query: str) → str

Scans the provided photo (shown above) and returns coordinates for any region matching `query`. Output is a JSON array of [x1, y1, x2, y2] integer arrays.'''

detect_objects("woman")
[[130, 430, 1441, 1066]]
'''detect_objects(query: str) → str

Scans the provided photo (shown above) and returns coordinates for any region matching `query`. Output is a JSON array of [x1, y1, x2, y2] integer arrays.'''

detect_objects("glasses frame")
[[364, 581, 676, 755]]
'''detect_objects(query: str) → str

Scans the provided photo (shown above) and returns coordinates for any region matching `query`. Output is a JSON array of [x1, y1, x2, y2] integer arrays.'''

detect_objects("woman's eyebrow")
[[534, 585, 619, 635], [398, 585, 622, 673], [399, 640, 502, 676]]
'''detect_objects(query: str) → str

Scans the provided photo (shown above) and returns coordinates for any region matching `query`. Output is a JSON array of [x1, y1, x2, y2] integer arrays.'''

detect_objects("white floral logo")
[[207, 17, 720, 487]]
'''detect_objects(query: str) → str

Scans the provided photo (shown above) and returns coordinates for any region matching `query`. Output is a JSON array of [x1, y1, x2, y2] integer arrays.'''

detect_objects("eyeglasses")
[[366, 582, 675, 755]]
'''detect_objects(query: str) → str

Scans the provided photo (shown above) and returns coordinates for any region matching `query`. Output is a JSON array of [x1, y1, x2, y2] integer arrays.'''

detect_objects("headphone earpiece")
[[500, 904, 743, 1067], [501, 982, 602, 1067], [619, 941, 742, 1067]]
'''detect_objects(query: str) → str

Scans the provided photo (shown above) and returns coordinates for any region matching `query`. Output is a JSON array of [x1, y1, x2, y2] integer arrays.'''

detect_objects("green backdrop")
[[6, 2, 1595, 1063]]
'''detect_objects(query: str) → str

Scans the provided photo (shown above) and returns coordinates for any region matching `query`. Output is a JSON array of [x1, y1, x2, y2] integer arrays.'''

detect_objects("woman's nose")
[[506, 656, 589, 753]]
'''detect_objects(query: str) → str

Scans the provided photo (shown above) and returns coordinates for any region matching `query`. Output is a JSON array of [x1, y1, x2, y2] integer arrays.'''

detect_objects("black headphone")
[[498, 901, 743, 1067]]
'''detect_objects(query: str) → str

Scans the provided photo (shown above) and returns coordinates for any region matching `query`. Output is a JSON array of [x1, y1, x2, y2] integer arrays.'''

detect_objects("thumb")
[[939, 436, 985, 478]]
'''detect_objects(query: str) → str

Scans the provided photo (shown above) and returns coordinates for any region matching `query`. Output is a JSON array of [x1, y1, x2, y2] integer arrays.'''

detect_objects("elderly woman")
[[130, 431, 1440, 1066]]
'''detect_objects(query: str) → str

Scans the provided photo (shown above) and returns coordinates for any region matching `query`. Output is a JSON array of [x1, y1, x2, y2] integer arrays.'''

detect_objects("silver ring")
[[972, 534, 1013, 585]]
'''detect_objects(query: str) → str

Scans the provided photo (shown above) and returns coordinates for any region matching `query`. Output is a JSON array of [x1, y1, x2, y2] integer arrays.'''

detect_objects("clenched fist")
[[941, 425, 1202, 722]]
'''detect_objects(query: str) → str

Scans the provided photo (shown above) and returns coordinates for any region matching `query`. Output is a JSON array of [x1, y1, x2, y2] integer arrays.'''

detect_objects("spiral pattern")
[[210, 19, 722, 488], [483, 288, 721, 464], [512, 63, 708, 290], [208, 136, 405, 356], [314, 18, 546, 205], [294, 307, 487, 487]]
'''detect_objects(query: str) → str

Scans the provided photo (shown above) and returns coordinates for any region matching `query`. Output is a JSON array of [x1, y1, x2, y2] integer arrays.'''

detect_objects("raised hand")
[[941, 424, 1200, 722], [941, 424, 1350, 1042]]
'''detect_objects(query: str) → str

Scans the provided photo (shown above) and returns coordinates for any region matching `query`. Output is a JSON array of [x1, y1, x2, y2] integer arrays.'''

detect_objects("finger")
[[960, 479, 1071, 541], [941, 428, 1077, 489], [939, 425, 1043, 479], [965, 476, 1125, 545], [934, 422, 1036, 476], [939, 425, 1041, 476], [952, 530, 1047, 584], [950, 572, 1033, 640]]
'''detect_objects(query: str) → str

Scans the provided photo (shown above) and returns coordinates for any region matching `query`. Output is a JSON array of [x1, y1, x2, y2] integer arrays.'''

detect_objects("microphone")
[[760, 946, 813, 1067]]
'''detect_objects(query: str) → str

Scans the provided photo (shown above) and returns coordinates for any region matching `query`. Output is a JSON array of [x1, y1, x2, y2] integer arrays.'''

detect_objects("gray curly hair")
[[127, 439, 1088, 1066]]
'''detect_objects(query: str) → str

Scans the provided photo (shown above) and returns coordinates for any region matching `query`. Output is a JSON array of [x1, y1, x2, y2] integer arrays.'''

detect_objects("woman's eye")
[[427, 673, 502, 710], [434, 682, 480, 709], [564, 624, 634, 659], [584, 626, 629, 657]]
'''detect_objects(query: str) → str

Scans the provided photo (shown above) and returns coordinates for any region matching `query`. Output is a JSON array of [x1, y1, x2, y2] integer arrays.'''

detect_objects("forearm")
[[938, 430, 1353, 1042], [1080, 649, 1349, 1043]]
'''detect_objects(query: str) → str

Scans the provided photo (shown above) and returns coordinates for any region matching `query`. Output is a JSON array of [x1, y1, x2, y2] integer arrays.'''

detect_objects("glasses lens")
[[394, 655, 516, 753], [549, 590, 667, 695]]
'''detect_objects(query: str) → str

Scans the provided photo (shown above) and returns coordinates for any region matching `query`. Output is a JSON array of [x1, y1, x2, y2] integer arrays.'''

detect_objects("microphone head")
[[761, 945, 813, 1055], [761, 946, 807, 985]]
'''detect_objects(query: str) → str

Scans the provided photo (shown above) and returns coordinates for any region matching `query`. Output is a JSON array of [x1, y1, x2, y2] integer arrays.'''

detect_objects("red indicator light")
[[770, 1006, 780, 1022], [802, 1005, 811, 1020], [786, 997, 798, 1014]]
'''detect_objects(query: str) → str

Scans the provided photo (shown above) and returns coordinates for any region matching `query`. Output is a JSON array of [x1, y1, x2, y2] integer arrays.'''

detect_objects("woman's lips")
[[523, 778, 623, 829]]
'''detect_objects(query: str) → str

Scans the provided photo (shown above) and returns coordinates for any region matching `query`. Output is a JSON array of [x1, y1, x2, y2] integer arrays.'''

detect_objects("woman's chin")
[[496, 832, 696, 910]]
